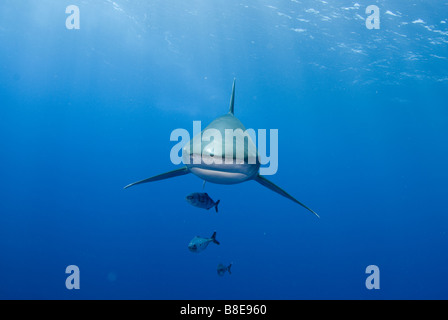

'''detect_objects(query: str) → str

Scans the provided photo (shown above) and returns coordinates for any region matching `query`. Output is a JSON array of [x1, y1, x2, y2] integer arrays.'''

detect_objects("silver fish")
[[188, 232, 220, 253], [217, 263, 232, 276], [186, 192, 220, 212]]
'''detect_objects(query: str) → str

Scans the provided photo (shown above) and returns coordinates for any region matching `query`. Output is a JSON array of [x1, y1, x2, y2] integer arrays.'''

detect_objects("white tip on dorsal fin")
[[229, 78, 236, 115]]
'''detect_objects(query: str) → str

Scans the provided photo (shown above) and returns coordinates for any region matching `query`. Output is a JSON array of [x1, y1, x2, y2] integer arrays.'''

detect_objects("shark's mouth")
[[188, 167, 253, 184], [184, 153, 260, 170], [185, 154, 260, 184]]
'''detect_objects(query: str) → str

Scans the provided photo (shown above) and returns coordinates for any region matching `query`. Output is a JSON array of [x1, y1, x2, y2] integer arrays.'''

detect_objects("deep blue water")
[[0, 0, 447, 299]]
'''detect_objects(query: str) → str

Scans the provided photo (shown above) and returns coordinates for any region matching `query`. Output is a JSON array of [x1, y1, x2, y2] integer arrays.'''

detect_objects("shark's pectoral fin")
[[254, 174, 320, 218], [124, 167, 190, 189]]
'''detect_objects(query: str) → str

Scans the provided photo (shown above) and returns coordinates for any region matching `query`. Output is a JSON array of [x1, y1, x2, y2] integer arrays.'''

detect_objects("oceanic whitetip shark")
[[124, 80, 319, 218]]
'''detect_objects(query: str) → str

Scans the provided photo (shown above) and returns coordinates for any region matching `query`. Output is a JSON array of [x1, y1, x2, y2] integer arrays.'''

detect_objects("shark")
[[124, 80, 319, 218]]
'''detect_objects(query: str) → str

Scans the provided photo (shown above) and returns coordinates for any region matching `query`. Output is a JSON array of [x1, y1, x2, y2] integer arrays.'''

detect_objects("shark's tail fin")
[[124, 166, 189, 189], [227, 263, 232, 275], [254, 174, 320, 218], [215, 200, 220, 213], [229, 79, 236, 115], [211, 232, 220, 245]]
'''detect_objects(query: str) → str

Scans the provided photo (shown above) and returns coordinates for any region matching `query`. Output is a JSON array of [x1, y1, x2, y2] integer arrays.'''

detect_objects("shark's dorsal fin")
[[229, 78, 236, 115]]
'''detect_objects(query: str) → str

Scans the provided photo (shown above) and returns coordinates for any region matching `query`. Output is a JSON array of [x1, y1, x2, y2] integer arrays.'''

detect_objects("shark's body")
[[183, 112, 260, 185], [124, 80, 319, 218]]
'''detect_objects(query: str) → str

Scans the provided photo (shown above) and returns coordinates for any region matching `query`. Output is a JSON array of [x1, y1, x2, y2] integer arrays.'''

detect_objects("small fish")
[[186, 192, 220, 212], [188, 232, 220, 253], [217, 263, 232, 276]]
